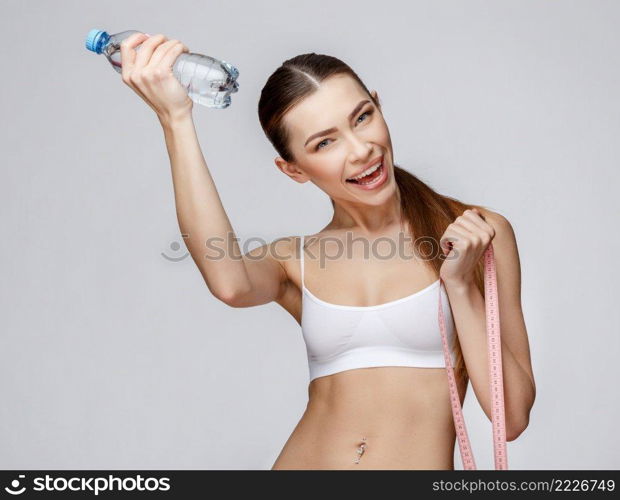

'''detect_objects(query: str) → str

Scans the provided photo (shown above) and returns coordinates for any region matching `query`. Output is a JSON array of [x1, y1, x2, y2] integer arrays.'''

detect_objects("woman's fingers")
[[464, 208, 495, 237], [120, 32, 150, 80], [119, 33, 153, 106], [453, 217, 489, 251], [133, 33, 168, 68], [118, 33, 193, 120], [441, 226, 464, 255], [148, 39, 183, 67], [461, 210, 487, 231], [158, 42, 189, 71], [454, 216, 480, 236]]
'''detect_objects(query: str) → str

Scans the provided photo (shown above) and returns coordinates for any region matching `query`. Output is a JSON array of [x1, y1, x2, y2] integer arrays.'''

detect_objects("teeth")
[[349, 161, 382, 181]]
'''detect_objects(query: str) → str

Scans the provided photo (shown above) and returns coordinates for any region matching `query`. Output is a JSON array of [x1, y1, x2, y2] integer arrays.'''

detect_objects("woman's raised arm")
[[119, 32, 287, 305], [161, 115, 288, 306]]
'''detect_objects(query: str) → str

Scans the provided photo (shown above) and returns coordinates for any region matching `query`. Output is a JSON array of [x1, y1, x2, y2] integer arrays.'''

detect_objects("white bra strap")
[[300, 235, 305, 287]]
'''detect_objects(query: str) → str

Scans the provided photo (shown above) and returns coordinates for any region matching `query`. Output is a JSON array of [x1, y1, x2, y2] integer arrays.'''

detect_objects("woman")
[[120, 33, 536, 470]]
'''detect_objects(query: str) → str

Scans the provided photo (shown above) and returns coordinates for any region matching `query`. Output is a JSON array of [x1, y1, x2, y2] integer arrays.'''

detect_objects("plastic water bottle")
[[85, 29, 239, 109]]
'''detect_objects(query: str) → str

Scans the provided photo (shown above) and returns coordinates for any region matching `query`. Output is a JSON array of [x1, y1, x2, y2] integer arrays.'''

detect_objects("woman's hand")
[[120, 33, 193, 123], [439, 208, 496, 287]]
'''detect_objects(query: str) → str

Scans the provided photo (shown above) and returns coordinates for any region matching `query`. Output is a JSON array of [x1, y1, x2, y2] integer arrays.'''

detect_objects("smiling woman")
[[153, 46, 534, 469], [250, 52, 535, 469]]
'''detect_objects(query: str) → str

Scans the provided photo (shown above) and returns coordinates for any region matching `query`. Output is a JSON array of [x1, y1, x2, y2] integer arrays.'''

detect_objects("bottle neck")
[[95, 31, 111, 54]]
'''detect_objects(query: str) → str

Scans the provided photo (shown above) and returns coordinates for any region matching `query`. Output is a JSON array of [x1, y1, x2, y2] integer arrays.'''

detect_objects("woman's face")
[[275, 74, 397, 206]]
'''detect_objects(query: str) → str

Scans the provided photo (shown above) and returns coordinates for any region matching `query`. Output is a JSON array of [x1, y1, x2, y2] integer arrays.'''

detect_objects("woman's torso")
[[270, 229, 468, 469]]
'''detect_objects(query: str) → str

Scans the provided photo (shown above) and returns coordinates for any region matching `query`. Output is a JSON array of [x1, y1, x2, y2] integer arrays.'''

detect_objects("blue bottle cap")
[[85, 29, 110, 54]]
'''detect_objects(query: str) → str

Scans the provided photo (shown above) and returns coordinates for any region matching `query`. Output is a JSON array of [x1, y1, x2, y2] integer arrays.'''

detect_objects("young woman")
[[120, 33, 536, 470]]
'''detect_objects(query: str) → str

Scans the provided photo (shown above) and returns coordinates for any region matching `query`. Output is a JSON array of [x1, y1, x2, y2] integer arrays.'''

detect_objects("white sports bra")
[[299, 235, 457, 382]]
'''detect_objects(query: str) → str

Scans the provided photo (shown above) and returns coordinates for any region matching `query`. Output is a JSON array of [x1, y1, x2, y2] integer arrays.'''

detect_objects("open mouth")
[[346, 160, 385, 186]]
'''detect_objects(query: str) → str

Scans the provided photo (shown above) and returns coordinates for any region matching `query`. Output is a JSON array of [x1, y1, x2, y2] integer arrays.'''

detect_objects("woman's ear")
[[275, 157, 309, 183], [370, 90, 381, 110]]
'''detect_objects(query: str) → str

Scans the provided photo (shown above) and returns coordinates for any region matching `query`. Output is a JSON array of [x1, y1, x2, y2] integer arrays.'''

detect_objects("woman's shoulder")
[[266, 229, 333, 276], [469, 206, 519, 260], [262, 233, 307, 268]]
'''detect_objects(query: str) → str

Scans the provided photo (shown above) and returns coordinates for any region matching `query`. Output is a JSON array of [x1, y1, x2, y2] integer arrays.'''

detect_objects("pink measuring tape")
[[438, 242, 508, 470]]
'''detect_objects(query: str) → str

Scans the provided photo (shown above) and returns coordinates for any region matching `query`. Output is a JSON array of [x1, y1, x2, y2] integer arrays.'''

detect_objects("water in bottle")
[[85, 29, 239, 109]]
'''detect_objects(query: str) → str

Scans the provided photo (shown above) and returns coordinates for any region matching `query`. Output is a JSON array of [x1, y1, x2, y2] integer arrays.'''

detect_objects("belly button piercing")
[[353, 437, 367, 464]]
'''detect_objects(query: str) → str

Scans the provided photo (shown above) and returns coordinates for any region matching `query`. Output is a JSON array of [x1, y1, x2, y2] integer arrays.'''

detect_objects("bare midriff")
[[271, 365, 466, 470]]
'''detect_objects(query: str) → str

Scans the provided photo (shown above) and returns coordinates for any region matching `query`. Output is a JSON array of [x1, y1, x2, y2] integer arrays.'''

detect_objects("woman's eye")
[[315, 109, 373, 151], [316, 139, 330, 151], [357, 110, 372, 124]]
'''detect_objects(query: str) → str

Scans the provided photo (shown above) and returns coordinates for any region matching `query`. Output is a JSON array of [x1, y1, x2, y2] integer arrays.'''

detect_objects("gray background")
[[1, 0, 618, 470]]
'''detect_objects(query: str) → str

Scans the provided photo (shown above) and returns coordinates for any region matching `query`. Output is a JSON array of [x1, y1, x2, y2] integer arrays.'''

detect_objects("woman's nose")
[[348, 135, 373, 159]]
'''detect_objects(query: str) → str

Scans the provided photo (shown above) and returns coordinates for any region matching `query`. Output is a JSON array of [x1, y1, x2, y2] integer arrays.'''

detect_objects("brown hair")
[[258, 52, 492, 387]]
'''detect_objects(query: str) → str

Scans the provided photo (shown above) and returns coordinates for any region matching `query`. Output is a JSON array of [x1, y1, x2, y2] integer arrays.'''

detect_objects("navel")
[[353, 436, 368, 464]]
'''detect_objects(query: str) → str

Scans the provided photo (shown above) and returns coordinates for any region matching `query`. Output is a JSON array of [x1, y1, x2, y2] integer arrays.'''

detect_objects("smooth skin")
[[120, 34, 536, 469]]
